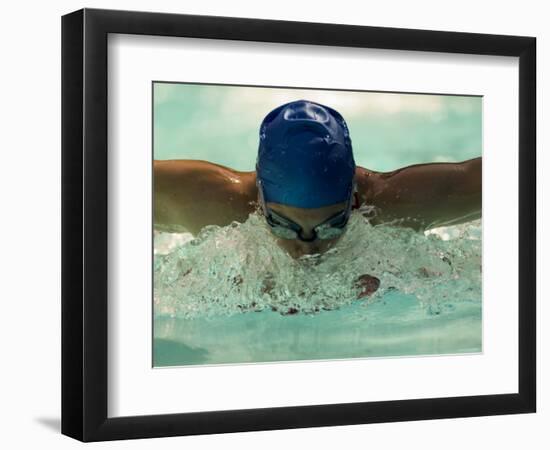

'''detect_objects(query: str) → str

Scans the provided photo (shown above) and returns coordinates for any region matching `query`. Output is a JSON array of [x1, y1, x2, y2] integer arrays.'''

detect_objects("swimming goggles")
[[256, 178, 355, 242]]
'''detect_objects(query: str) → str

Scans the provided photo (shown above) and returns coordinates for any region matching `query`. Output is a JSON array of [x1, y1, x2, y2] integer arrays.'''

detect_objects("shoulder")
[[354, 165, 387, 204], [154, 159, 227, 176]]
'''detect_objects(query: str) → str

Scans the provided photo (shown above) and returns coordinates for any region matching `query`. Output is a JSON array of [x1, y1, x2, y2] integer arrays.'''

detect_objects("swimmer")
[[154, 100, 481, 297]]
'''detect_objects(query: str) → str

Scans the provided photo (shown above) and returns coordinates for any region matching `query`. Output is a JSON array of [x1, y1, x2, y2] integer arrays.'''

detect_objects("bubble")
[[154, 212, 481, 319]]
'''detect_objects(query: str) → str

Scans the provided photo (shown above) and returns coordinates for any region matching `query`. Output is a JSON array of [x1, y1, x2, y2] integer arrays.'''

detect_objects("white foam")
[[154, 212, 482, 318]]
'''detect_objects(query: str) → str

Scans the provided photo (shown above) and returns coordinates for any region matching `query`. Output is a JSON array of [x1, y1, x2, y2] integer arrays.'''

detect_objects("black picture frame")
[[61, 8, 536, 442]]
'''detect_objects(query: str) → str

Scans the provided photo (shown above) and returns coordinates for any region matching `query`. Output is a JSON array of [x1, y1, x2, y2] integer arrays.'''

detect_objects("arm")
[[154, 159, 257, 234], [357, 157, 481, 231]]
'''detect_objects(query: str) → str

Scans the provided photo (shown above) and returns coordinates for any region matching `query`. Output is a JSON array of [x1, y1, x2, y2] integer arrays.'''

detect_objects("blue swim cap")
[[256, 99, 356, 208]]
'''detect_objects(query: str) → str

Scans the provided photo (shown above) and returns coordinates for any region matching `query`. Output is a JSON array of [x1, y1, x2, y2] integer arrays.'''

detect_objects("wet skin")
[[264, 200, 349, 259], [154, 158, 482, 236]]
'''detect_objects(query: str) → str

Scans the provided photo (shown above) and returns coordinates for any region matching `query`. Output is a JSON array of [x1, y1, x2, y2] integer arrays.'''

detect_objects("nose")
[[298, 231, 316, 242], [298, 227, 316, 241]]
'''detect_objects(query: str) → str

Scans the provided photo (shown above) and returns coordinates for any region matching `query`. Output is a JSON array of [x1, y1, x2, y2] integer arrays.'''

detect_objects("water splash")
[[154, 211, 481, 319]]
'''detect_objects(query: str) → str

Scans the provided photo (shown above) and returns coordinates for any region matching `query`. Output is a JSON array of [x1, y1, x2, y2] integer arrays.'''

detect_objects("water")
[[154, 211, 481, 366], [153, 84, 482, 366]]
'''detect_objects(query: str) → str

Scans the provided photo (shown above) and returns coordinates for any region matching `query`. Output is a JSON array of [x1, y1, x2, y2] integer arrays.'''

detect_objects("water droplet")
[[154, 213, 481, 319]]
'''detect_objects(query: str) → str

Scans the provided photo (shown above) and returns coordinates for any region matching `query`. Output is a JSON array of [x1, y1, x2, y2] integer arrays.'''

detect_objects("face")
[[264, 200, 349, 259]]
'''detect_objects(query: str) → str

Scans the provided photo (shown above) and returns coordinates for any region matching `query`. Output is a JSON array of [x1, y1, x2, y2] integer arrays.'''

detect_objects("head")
[[256, 99, 356, 259]]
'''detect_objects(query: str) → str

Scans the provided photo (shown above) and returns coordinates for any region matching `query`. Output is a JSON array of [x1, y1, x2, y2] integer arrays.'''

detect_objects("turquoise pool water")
[[153, 83, 482, 367], [154, 295, 481, 366]]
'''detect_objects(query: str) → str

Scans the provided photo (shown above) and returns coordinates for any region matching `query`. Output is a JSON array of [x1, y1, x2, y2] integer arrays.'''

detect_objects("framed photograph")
[[61, 8, 536, 442]]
